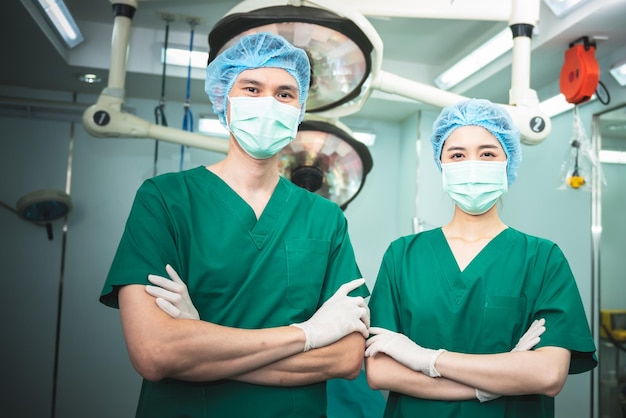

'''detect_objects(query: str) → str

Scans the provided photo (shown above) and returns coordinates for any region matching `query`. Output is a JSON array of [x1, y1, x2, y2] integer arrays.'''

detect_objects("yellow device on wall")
[[600, 309, 626, 341]]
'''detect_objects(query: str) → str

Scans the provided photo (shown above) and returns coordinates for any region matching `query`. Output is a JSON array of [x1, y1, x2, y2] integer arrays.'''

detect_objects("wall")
[[343, 112, 420, 288], [0, 114, 71, 418]]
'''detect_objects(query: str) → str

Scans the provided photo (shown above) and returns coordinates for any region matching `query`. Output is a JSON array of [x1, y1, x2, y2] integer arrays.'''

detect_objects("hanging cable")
[[51, 92, 76, 418], [180, 19, 198, 172], [595, 79, 611, 105], [153, 15, 173, 177]]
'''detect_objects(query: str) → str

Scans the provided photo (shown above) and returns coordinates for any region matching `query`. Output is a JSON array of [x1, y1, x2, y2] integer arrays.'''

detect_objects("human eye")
[[277, 90, 296, 101]]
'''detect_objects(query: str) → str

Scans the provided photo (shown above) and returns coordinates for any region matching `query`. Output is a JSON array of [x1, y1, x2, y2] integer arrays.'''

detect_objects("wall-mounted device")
[[600, 309, 626, 342]]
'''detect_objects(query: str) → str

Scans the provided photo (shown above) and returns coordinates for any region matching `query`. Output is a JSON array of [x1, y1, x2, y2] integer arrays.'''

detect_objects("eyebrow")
[[235, 77, 298, 92], [444, 144, 500, 151]]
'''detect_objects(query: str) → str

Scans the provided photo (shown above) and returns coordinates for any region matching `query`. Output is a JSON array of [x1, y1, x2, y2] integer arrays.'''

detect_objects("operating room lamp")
[[83, 0, 552, 152], [280, 118, 373, 210]]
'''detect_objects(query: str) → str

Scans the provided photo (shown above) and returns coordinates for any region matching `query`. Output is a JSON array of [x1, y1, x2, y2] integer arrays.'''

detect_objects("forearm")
[[365, 354, 475, 400], [231, 333, 365, 386], [435, 347, 571, 397], [119, 285, 307, 382]]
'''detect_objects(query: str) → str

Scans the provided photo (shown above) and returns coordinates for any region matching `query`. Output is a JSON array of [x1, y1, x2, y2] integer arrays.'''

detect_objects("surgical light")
[[197, 113, 374, 207], [83, 0, 553, 169], [207, 5, 373, 113], [609, 58, 626, 87], [35, 0, 84, 48], [278, 120, 373, 210], [434, 27, 513, 91], [15, 189, 72, 240]]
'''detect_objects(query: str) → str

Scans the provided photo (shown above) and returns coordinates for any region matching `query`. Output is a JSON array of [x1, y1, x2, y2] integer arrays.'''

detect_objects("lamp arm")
[[372, 70, 551, 145], [508, 0, 538, 107], [373, 70, 466, 109], [82, 0, 229, 154], [367, 0, 549, 145]]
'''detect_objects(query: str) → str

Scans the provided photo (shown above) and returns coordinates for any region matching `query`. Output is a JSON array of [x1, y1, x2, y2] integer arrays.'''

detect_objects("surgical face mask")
[[227, 96, 300, 159], [441, 160, 508, 215]]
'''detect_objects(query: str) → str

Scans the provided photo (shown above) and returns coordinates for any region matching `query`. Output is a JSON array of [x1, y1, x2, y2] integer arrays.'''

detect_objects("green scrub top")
[[327, 369, 386, 418], [100, 166, 369, 418], [368, 227, 597, 418]]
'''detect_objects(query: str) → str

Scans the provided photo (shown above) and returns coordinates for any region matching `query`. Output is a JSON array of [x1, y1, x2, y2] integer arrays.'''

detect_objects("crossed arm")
[[365, 328, 571, 401], [119, 274, 367, 385]]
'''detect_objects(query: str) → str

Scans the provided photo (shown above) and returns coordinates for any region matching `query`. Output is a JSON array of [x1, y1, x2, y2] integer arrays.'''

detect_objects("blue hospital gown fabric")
[[100, 166, 369, 418], [368, 227, 596, 418]]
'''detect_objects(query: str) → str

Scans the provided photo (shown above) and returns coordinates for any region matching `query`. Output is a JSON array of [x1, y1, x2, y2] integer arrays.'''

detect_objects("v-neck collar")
[[202, 168, 292, 249], [431, 227, 514, 304]]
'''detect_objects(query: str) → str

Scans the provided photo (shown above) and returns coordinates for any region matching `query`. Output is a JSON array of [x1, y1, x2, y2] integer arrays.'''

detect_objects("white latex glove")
[[476, 318, 546, 402], [145, 264, 200, 320], [365, 327, 445, 377], [512, 318, 546, 351], [291, 278, 370, 352]]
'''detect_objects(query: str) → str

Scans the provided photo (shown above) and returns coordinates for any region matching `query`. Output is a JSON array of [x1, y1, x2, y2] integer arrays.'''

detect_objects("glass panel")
[[593, 103, 626, 418]]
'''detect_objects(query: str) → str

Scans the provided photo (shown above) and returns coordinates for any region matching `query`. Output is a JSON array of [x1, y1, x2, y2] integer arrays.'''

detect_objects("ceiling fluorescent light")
[[352, 131, 376, 147], [434, 28, 512, 90], [542, 0, 588, 17], [37, 0, 84, 48], [539, 93, 597, 117], [163, 48, 209, 69], [539, 93, 574, 117], [599, 150, 626, 164], [609, 58, 626, 86], [198, 116, 229, 138]]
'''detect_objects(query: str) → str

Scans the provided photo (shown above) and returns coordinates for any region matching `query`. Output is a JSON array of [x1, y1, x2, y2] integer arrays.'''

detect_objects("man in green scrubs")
[[100, 32, 370, 418], [365, 99, 596, 418]]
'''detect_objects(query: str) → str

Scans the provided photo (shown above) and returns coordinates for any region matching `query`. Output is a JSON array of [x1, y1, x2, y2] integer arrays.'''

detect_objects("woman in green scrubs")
[[100, 33, 369, 418], [365, 99, 597, 418]]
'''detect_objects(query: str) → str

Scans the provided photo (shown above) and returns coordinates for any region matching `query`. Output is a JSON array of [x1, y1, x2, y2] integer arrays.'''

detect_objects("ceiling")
[[3, 0, 626, 123]]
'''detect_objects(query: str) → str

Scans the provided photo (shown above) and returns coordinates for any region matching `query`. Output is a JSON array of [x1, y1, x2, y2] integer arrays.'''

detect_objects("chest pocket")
[[285, 239, 330, 310], [482, 295, 525, 351]]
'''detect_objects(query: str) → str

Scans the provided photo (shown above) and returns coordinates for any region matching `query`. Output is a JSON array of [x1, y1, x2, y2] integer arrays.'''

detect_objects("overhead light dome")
[[278, 119, 373, 210], [208, 5, 373, 113], [16, 189, 72, 240]]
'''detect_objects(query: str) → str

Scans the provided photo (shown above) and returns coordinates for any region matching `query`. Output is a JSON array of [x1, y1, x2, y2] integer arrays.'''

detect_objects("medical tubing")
[[154, 21, 170, 128], [153, 20, 171, 177], [180, 24, 196, 171]]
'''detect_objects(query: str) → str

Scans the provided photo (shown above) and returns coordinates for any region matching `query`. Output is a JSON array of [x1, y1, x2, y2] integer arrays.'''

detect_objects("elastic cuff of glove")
[[429, 349, 446, 377], [475, 388, 498, 403], [290, 323, 313, 352]]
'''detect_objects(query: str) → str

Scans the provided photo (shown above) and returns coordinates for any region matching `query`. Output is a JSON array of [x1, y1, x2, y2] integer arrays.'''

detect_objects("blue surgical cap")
[[431, 98, 522, 186], [205, 32, 311, 127]]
